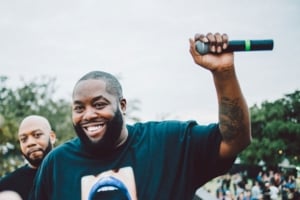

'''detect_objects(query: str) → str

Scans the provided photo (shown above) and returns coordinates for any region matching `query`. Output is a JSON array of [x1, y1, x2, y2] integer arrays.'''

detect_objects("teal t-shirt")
[[30, 120, 235, 200]]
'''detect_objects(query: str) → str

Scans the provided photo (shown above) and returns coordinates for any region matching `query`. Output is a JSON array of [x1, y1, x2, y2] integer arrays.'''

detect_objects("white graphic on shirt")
[[81, 166, 137, 200]]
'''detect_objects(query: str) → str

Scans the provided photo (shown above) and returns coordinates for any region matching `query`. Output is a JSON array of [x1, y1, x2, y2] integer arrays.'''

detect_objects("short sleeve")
[[189, 123, 236, 186]]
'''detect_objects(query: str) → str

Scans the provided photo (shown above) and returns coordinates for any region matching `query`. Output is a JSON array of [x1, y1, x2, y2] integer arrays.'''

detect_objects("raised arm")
[[189, 32, 252, 159]]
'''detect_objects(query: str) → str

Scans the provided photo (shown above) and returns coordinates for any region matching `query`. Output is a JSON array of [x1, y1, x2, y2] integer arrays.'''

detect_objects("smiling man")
[[0, 115, 56, 200], [72, 77, 127, 156], [30, 32, 251, 200]]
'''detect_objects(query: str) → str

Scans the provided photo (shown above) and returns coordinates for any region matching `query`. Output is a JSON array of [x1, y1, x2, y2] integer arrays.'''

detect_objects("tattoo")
[[220, 97, 245, 141]]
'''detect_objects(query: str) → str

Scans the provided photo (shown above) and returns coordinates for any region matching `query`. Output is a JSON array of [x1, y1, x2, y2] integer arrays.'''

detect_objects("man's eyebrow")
[[19, 129, 43, 137], [73, 100, 83, 105], [92, 95, 109, 102], [19, 133, 27, 137], [73, 95, 109, 104]]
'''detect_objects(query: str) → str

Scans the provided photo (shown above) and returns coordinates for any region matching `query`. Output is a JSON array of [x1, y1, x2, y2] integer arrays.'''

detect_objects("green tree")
[[239, 90, 300, 167]]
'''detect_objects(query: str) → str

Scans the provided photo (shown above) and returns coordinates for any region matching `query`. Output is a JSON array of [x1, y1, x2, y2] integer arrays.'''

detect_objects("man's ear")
[[119, 98, 127, 115], [50, 131, 56, 145]]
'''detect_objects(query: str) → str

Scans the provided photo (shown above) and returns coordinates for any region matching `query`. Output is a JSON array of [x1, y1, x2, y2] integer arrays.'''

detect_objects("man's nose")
[[26, 136, 37, 147], [83, 107, 98, 121]]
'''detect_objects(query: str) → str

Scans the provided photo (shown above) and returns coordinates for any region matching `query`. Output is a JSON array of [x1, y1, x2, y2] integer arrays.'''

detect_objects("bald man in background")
[[0, 115, 56, 200]]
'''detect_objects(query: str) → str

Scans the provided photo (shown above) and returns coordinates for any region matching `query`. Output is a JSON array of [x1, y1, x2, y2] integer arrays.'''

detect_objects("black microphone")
[[195, 39, 274, 55]]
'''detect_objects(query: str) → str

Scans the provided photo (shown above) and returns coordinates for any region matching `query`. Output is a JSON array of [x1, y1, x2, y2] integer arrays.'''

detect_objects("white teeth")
[[87, 125, 102, 132], [97, 186, 118, 192]]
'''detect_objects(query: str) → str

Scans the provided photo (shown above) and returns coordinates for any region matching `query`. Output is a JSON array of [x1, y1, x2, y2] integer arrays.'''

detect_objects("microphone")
[[195, 39, 274, 55]]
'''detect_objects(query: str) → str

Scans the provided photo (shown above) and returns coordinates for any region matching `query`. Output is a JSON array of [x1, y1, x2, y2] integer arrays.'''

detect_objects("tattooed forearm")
[[219, 97, 246, 141]]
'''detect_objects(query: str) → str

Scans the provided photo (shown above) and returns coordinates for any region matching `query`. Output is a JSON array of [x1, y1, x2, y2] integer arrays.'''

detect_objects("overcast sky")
[[1, 0, 299, 123]]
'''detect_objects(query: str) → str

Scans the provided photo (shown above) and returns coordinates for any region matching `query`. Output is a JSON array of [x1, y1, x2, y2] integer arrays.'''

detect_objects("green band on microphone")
[[245, 40, 251, 51]]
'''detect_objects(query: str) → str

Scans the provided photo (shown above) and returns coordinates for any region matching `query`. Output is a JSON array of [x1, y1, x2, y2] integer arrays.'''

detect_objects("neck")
[[28, 163, 38, 169], [115, 125, 128, 148]]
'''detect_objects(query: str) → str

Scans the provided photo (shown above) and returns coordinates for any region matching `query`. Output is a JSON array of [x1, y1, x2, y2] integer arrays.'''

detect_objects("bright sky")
[[1, 0, 299, 123]]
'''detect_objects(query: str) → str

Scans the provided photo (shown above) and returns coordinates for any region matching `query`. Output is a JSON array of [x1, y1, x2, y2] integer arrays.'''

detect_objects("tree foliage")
[[239, 90, 300, 167]]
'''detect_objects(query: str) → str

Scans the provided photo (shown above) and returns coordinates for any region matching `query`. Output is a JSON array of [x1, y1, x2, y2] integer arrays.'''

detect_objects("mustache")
[[27, 148, 44, 155], [79, 118, 107, 126]]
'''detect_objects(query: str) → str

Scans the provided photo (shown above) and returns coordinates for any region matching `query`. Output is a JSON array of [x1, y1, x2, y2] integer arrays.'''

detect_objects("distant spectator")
[[269, 181, 279, 200], [251, 181, 261, 200], [262, 181, 271, 200]]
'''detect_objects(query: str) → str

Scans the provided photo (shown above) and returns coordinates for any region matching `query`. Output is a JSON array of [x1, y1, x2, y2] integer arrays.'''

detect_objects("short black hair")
[[74, 71, 123, 99]]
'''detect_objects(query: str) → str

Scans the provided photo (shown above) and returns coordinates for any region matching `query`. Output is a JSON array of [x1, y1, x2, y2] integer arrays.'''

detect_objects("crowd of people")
[[207, 169, 300, 200]]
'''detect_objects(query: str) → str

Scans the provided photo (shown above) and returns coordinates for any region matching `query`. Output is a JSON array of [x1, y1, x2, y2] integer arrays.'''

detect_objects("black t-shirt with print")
[[0, 164, 36, 200]]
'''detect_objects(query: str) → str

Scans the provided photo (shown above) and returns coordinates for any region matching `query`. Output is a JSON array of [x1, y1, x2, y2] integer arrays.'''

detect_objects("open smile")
[[81, 122, 106, 139]]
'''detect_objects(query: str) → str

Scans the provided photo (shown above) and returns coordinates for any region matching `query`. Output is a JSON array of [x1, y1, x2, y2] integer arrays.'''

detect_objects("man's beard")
[[22, 139, 53, 168], [73, 108, 124, 156]]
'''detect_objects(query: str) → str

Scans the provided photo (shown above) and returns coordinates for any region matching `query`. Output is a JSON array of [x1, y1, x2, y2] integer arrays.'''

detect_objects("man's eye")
[[95, 102, 106, 109], [34, 133, 43, 138], [74, 105, 84, 112], [19, 137, 27, 143]]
